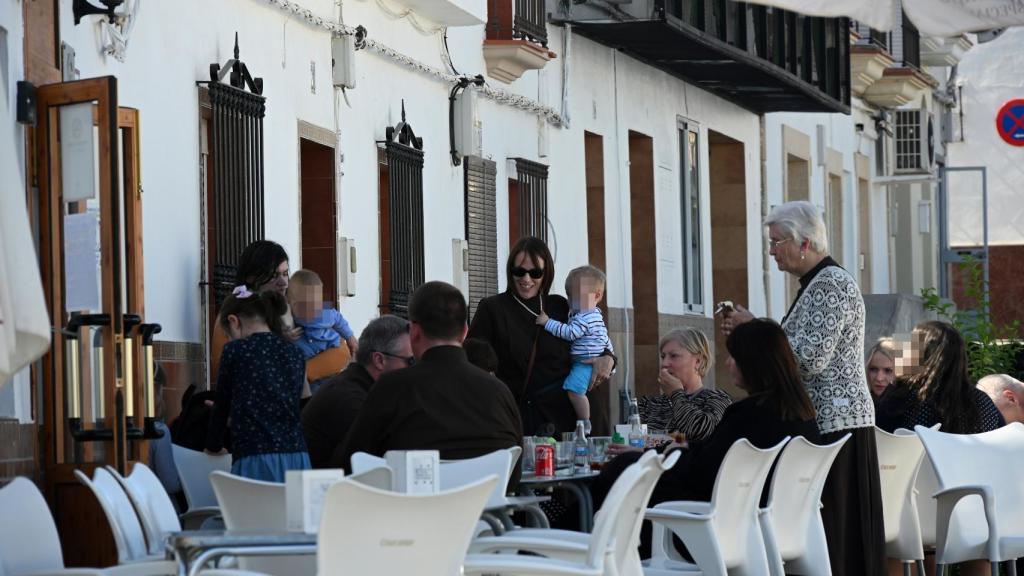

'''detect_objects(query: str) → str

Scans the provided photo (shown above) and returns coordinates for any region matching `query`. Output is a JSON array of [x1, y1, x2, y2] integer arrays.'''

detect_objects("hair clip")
[[233, 285, 254, 299]]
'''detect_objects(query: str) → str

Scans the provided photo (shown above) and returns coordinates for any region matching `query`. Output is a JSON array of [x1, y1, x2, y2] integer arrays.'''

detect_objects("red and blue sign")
[[996, 99, 1024, 147]]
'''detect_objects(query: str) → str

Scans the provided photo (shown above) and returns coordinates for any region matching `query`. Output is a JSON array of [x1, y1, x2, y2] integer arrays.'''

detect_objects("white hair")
[[978, 374, 1024, 397], [765, 200, 829, 254]]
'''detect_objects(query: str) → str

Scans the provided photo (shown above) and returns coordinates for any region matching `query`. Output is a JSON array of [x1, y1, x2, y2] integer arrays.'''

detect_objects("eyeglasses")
[[767, 238, 791, 250], [511, 267, 545, 279], [375, 350, 416, 367]]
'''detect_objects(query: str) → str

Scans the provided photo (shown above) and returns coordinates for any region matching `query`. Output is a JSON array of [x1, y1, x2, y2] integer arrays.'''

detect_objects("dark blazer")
[[652, 394, 821, 505], [301, 362, 375, 469], [333, 345, 523, 485]]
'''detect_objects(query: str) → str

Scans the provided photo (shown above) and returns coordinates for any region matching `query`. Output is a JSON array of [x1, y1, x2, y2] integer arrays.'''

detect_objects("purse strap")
[[522, 326, 540, 396]]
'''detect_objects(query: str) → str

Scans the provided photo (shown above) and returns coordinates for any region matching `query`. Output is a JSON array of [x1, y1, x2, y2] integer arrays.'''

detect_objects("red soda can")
[[535, 444, 554, 476]]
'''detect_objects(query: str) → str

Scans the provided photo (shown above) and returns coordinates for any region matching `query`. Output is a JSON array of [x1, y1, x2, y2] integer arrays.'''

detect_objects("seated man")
[[301, 315, 411, 468], [977, 374, 1024, 425], [333, 281, 522, 485]]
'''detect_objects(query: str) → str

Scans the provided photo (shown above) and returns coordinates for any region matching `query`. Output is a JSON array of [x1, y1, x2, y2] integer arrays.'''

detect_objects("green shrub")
[[920, 255, 1022, 382]]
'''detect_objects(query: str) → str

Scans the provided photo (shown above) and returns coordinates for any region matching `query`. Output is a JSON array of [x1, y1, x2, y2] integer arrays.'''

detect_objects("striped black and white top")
[[638, 387, 733, 442], [543, 309, 612, 359]]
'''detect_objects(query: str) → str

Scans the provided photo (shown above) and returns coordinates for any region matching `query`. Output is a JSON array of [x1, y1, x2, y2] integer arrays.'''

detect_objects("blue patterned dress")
[[206, 331, 310, 482]]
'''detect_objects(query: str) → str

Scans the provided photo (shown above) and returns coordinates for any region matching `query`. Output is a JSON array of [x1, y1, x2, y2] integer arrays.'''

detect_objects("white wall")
[[947, 28, 1024, 247], [45, 0, 760, 350]]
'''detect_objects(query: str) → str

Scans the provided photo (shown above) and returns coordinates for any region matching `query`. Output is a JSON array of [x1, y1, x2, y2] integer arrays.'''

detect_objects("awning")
[[743, 0, 1024, 37], [1, 89, 51, 387]]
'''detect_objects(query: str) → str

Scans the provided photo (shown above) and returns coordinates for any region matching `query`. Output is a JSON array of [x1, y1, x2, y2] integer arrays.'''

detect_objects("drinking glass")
[[522, 436, 536, 472], [588, 436, 611, 469]]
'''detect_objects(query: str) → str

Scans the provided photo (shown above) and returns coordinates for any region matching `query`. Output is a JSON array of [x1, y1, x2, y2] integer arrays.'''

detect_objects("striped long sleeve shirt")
[[543, 308, 611, 359], [637, 387, 732, 442]]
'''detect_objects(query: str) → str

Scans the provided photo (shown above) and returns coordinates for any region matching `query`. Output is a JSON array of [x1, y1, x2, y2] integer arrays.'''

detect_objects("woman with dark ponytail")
[[205, 285, 310, 482]]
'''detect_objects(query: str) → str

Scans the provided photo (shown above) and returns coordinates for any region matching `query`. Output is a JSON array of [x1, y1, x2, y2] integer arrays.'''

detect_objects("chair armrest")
[[651, 500, 713, 516], [932, 484, 997, 563], [180, 506, 222, 529], [495, 528, 589, 545], [646, 508, 712, 523], [190, 571, 272, 576], [22, 571, 108, 576], [463, 553, 599, 576], [469, 535, 589, 562]]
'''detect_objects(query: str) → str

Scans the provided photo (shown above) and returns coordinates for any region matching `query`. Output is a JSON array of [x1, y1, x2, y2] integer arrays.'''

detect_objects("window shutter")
[[513, 158, 549, 243], [384, 140, 425, 318], [464, 156, 498, 319]]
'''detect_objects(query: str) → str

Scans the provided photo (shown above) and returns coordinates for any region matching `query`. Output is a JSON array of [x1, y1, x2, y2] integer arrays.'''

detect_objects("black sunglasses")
[[511, 267, 545, 279], [376, 350, 416, 367]]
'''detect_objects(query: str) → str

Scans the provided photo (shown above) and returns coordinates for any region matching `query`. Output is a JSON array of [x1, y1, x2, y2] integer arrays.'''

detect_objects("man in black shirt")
[[333, 282, 522, 486], [301, 315, 412, 468]]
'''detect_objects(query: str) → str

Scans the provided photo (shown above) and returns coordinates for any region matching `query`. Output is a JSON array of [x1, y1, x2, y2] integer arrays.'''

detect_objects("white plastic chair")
[[915, 422, 1024, 575], [349, 451, 387, 475], [318, 475, 499, 575], [348, 466, 392, 490], [106, 464, 182, 556], [874, 427, 928, 576], [0, 477, 175, 576], [171, 444, 231, 511], [440, 449, 515, 508], [643, 437, 790, 576], [464, 450, 680, 576], [759, 434, 850, 576], [209, 471, 312, 576]]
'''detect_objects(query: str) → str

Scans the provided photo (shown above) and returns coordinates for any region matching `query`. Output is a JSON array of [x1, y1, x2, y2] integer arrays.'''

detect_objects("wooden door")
[[35, 76, 151, 566]]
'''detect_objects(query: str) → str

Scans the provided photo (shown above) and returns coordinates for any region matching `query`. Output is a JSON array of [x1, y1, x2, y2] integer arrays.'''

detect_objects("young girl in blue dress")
[[206, 285, 310, 482]]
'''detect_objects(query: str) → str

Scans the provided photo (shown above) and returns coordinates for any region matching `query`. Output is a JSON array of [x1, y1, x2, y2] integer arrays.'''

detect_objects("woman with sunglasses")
[[468, 236, 615, 435]]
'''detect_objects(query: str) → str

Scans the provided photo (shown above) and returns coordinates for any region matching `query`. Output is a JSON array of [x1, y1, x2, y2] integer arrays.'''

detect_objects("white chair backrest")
[[440, 449, 514, 508], [507, 446, 522, 472], [916, 458, 939, 546], [171, 444, 230, 509], [350, 452, 387, 475], [318, 475, 499, 576], [765, 434, 849, 558], [348, 466, 392, 491], [874, 427, 926, 558], [710, 437, 789, 566], [107, 464, 182, 556], [74, 468, 149, 563], [209, 471, 307, 576], [0, 477, 65, 575], [610, 450, 680, 574], [209, 471, 286, 530], [915, 423, 1024, 553]]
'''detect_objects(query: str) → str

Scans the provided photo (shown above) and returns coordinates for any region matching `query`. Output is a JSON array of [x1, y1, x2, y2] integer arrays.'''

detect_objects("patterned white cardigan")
[[782, 265, 875, 434]]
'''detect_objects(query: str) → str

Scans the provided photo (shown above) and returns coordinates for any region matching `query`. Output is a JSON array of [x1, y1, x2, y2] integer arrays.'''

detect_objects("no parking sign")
[[996, 99, 1024, 147]]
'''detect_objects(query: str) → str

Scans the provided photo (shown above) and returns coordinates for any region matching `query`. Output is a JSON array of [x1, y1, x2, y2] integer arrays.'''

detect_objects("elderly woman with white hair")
[[722, 200, 885, 576]]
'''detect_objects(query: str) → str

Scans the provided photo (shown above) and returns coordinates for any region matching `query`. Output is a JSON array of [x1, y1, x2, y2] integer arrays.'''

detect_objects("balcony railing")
[[664, 0, 849, 106], [488, 0, 548, 47], [851, 13, 920, 70]]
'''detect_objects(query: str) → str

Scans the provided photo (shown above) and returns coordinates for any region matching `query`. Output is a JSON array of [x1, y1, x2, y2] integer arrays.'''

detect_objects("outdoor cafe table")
[[166, 530, 316, 576], [517, 468, 601, 532], [167, 496, 552, 576]]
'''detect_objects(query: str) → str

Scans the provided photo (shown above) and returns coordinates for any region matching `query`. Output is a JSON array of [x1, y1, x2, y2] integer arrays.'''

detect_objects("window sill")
[[482, 40, 556, 84]]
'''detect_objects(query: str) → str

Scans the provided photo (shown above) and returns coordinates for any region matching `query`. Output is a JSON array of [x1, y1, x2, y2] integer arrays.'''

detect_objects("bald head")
[[978, 374, 1024, 424]]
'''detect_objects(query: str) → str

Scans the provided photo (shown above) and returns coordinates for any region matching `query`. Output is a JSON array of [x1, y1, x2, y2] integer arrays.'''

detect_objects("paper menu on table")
[[285, 469, 345, 533]]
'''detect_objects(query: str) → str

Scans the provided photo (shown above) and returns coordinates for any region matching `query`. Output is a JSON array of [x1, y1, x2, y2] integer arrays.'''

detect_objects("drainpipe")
[[760, 115, 772, 318]]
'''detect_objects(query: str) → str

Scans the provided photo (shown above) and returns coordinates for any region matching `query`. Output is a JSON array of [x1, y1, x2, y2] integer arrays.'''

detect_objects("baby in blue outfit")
[[287, 269, 358, 363], [536, 265, 611, 434]]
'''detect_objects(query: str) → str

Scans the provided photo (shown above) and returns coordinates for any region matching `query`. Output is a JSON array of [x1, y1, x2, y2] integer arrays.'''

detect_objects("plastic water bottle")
[[628, 399, 644, 449], [574, 420, 590, 474]]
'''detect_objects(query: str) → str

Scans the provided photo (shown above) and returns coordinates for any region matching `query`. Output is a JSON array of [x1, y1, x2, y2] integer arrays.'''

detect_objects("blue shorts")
[[563, 360, 593, 395], [232, 451, 310, 483]]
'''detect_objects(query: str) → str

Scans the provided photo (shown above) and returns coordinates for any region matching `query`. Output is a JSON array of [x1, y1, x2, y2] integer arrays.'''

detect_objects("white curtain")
[[1, 90, 51, 387]]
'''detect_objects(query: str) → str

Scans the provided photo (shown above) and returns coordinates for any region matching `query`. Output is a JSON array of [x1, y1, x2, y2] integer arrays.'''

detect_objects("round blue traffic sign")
[[996, 99, 1024, 147]]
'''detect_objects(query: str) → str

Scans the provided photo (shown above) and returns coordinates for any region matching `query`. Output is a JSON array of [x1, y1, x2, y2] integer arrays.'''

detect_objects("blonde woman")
[[636, 327, 731, 442], [866, 338, 897, 397]]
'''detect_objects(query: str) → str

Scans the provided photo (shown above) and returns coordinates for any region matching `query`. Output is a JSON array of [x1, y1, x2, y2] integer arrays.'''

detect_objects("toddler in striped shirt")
[[537, 265, 612, 434]]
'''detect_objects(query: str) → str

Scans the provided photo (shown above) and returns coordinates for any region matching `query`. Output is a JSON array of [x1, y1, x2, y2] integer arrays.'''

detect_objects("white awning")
[[1, 89, 51, 387], [739, 0, 1024, 36]]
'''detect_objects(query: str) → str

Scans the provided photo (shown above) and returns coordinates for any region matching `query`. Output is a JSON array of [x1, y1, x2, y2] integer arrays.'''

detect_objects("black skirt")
[[820, 427, 887, 576]]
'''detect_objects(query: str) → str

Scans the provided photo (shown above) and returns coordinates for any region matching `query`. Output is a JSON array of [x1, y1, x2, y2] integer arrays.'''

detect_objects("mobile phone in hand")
[[714, 301, 735, 316]]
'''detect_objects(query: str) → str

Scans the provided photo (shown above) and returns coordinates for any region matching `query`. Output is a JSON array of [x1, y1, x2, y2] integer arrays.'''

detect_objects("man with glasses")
[[333, 282, 522, 484], [301, 315, 412, 468]]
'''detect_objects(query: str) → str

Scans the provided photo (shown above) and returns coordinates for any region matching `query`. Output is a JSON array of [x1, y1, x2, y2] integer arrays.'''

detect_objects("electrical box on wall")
[[331, 35, 356, 89], [337, 236, 357, 298], [452, 239, 469, 298], [453, 85, 481, 159]]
